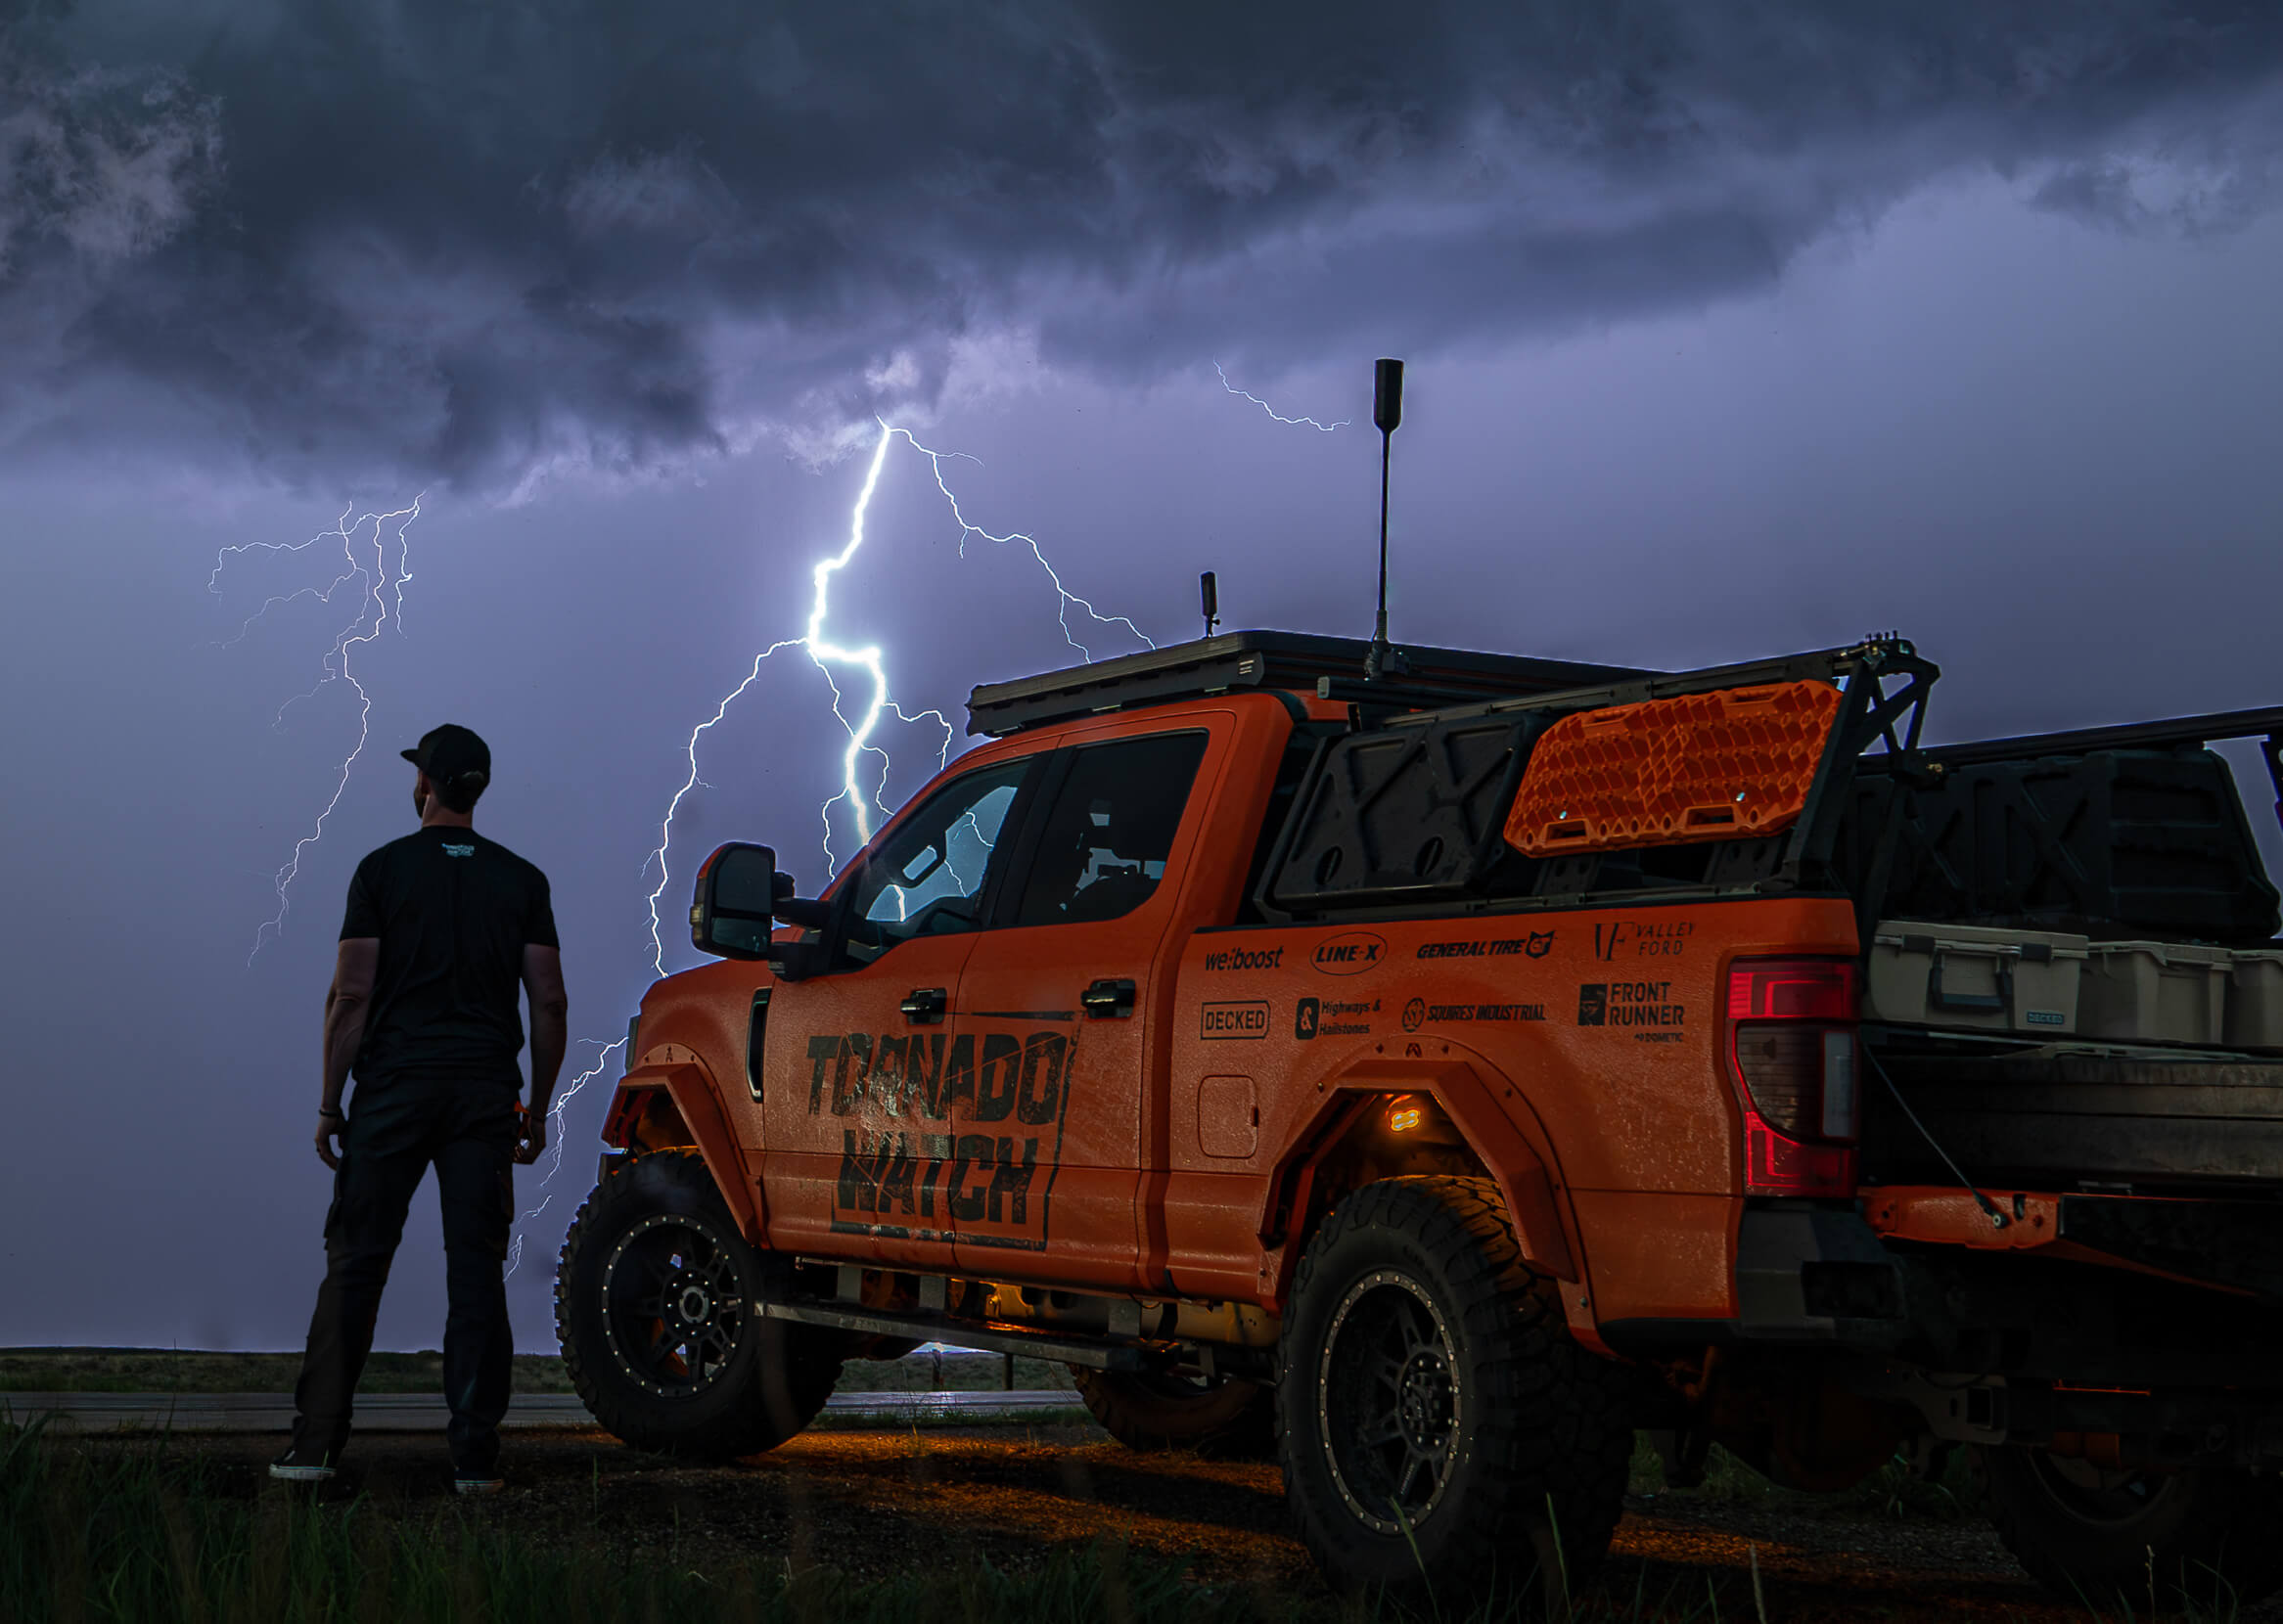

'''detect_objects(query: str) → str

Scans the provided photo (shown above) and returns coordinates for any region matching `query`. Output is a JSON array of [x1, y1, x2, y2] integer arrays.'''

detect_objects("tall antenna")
[[1364, 357, 1404, 681], [1199, 570, 1219, 638]]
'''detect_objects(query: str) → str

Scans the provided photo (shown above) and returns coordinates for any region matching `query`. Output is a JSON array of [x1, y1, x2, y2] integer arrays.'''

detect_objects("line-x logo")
[[1311, 930, 1386, 975]]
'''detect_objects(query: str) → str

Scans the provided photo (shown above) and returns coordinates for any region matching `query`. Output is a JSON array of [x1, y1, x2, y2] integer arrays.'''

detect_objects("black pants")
[[292, 1071, 519, 1472]]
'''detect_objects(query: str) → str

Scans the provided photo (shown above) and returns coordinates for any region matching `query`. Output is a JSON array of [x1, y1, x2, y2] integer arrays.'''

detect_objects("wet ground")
[[99, 1423, 2270, 1623]]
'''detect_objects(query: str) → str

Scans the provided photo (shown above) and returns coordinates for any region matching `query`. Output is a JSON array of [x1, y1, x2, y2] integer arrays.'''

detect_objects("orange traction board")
[[1504, 680, 1841, 857]]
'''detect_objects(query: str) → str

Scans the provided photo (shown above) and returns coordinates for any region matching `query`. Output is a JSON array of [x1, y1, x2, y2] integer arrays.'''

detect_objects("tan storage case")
[[1866, 923, 2088, 1034], [2078, 941, 2231, 1046], [2228, 949, 2283, 1050]]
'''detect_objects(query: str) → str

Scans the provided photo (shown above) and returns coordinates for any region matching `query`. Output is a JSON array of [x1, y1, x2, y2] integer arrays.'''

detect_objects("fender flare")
[[1259, 1053, 1580, 1286], [616, 1045, 764, 1243]]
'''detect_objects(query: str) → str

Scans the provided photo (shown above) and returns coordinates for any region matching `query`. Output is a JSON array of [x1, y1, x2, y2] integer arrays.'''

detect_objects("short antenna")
[[1364, 357, 1404, 681], [1199, 570, 1219, 639]]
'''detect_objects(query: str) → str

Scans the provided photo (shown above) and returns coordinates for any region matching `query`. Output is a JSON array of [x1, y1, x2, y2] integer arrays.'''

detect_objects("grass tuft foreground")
[[3, 1418, 1246, 1624], [0, 1420, 1806, 1624]]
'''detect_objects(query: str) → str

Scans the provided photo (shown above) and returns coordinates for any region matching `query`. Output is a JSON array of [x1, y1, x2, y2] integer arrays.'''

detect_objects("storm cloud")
[[2, 0, 2279, 492]]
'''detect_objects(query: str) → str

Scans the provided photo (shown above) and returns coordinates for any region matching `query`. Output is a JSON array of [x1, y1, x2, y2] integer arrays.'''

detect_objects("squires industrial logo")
[[802, 1028, 1071, 1252]]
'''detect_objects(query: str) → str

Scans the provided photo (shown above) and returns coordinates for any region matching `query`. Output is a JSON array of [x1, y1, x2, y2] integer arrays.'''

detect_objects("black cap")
[[401, 724, 491, 793]]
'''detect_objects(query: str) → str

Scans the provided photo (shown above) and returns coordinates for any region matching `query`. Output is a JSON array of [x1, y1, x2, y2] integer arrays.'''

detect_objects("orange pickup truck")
[[558, 630, 2283, 1605]]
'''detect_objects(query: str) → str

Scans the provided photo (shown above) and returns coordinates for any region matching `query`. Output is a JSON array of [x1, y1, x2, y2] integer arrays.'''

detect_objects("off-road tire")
[[555, 1150, 845, 1461], [1072, 1368, 1276, 1459], [1278, 1176, 1631, 1603], [1983, 1445, 2283, 1608]]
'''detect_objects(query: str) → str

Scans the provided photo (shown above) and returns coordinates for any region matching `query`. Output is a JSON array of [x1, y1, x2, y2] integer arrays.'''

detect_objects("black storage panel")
[[1265, 713, 1549, 911], [1842, 748, 2280, 944]]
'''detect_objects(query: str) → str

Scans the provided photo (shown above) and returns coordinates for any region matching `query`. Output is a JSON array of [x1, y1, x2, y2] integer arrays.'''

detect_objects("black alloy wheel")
[[1318, 1270, 1461, 1532], [557, 1150, 845, 1460], [1278, 1176, 1632, 1602], [601, 1210, 747, 1398]]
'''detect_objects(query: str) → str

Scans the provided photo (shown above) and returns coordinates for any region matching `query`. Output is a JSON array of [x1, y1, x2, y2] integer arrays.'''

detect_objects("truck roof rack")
[[965, 629, 1653, 737]]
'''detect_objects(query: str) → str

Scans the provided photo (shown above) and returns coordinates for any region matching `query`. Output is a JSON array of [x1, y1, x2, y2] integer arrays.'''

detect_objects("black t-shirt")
[[340, 826, 559, 1080]]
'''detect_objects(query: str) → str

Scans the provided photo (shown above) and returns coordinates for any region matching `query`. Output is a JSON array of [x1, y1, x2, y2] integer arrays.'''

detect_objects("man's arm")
[[316, 938, 379, 1169], [518, 943, 570, 1164]]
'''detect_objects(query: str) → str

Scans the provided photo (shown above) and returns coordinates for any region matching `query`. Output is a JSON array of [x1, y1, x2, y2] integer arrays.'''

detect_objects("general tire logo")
[[1416, 931, 1555, 961], [1311, 930, 1387, 975]]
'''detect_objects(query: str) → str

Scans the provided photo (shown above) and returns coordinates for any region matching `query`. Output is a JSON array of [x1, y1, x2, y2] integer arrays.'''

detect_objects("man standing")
[[272, 723, 569, 1493]]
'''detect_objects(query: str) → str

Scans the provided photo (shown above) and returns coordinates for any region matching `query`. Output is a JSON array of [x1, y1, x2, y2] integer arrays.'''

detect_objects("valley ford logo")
[[1311, 930, 1387, 975]]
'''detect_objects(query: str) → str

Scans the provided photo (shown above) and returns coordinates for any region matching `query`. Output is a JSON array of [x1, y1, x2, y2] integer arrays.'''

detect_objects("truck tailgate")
[[1865, 1041, 2283, 1191]]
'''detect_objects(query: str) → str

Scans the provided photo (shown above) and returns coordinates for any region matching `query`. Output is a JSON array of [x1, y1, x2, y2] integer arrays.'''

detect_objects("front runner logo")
[[1577, 984, 1609, 1025]]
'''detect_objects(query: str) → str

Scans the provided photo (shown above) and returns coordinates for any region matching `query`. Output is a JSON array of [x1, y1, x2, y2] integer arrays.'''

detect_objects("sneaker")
[[454, 1473, 505, 1496], [269, 1446, 337, 1484]]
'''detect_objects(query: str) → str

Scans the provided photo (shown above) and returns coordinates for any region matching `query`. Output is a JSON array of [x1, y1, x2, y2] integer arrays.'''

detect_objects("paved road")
[[3, 1389, 1082, 1431]]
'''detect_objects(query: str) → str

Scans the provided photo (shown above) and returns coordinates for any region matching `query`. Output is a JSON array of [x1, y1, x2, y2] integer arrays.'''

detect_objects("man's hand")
[[513, 1104, 547, 1166], [315, 1108, 345, 1171]]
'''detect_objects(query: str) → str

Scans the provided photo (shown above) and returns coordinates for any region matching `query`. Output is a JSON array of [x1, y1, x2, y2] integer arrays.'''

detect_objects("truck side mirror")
[[689, 842, 778, 961]]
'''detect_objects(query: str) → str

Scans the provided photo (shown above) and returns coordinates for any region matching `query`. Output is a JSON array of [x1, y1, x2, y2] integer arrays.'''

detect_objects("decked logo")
[[1311, 930, 1387, 975], [1200, 1001, 1271, 1040]]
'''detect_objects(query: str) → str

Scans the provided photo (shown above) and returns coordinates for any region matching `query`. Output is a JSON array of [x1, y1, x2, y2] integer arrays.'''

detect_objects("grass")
[[6, 1419, 2255, 1624], [0, 1420, 1692, 1624], [0, 1347, 1075, 1397]]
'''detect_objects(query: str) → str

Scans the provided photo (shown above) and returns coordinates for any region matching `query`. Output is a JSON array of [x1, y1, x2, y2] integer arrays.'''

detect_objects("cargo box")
[[2079, 941, 2232, 1046], [1866, 922, 2088, 1034], [2230, 949, 2283, 1051]]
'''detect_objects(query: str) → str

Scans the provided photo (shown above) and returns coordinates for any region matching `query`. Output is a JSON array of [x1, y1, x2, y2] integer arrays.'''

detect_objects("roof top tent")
[[964, 629, 1656, 737]]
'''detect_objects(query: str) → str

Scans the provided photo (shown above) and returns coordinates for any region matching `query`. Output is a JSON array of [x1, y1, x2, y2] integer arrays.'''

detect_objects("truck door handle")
[[900, 987, 948, 1025], [1081, 978, 1136, 1018]]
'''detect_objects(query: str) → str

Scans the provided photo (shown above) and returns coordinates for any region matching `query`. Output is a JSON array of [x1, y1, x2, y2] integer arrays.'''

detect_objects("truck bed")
[[1864, 1028, 2283, 1194]]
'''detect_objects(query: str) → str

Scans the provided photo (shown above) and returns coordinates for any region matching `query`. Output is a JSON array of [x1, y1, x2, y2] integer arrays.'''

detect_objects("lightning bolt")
[[509, 414, 1153, 1277], [1214, 362, 1349, 432], [211, 500, 423, 965], [638, 417, 1156, 977]]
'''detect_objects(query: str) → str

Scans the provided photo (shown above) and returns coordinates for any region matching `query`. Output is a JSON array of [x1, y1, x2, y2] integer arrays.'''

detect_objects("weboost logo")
[[1203, 945, 1284, 972]]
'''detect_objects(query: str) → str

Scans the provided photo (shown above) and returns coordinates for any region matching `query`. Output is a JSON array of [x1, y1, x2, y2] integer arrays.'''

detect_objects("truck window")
[[1012, 732, 1209, 927], [844, 758, 1030, 957]]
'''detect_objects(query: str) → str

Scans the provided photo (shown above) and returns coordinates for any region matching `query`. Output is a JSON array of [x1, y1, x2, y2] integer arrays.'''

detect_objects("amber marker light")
[[1387, 1098, 1423, 1134]]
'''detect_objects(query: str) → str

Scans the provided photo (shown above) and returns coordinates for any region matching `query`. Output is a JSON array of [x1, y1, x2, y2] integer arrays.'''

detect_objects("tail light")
[[1725, 957, 1859, 1197]]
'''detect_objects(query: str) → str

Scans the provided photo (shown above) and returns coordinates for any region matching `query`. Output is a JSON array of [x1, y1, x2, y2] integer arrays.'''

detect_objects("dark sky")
[[2, 3, 2280, 1351]]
